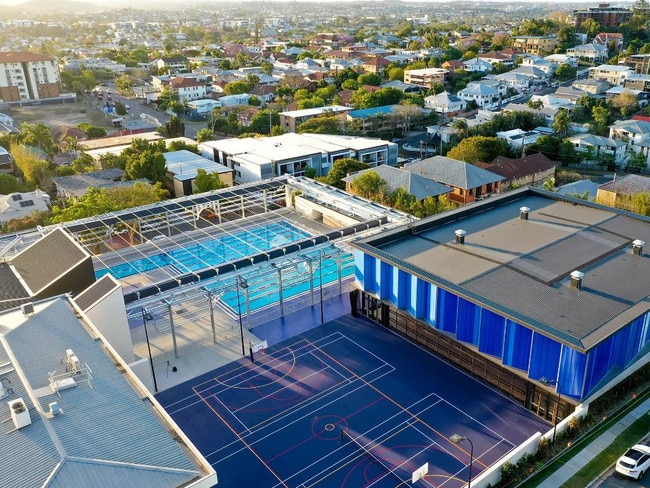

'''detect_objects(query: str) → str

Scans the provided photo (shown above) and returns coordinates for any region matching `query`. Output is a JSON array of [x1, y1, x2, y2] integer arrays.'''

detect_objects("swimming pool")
[[96, 221, 312, 280]]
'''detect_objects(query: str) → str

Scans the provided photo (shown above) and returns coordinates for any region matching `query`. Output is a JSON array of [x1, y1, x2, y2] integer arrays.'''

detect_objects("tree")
[[160, 116, 185, 138], [552, 110, 571, 138], [527, 99, 544, 110], [195, 128, 214, 142], [124, 150, 167, 183], [611, 90, 639, 116], [451, 118, 469, 139], [592, 106, 610, 135], [194, 168, 227, 193], [632, 0, 650, 30], [447, 136, 514, 164], [51, 182, 169, 223], [324, 158, 370, 189], [351, 171, 387, 199], [296, 115, 343, 135], [19, 123, 58, 159], [0, 173, 22, 194], [341, 79, 361, 90], [224, 80, 252, 95], [555, 63, 577, 81], [627, 150, 648, 172], [114, 102, 127, 116], [10, 143, 49, 186], [357, 73, 383, 86], [115, 74, 134, 94]]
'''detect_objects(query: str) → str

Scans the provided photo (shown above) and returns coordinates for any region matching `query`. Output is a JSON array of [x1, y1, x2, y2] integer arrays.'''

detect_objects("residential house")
[[478, 152, 556, 188], [624, 73, 650, 92], [0, 51, 61, 102], [380, 80, 420, 94], [496, 128, 549, 152], [609, 119, 650, 146], [441, 60, 465, 71], [361, 56, 390, 74], [597, 174, 650, 207], [491, 71, 535, 90], [511, 36, 558, 55], [556, 179, 600, 201], [589, 64, 632, 86], [163, 150, 234, 197], [154, 55, 188, 73], [501, 103, 559, 125], [520, 57, 557, 75], [0, 189, 50, 225], [403, 156, 504, 205], [479, 50, 518, 67], [342, 165, 452, 201], [424, 91, 466, 115], [217, 93, 252, 108], [573, 78, 611, 94], [457, 82, 500, 108], [0, 145, 12, 173], [279, 105, 350, 133], [544, 53, 578, 68], [567, 132, 627, 167], [566, 44, 609, 64], [594, 32, 624, 51], [168, 76, 207, 102], [346, 105, 404, 133], [404, 68, 449, 88], [51, 169, 137, 199], [461, 58, 493, 73]]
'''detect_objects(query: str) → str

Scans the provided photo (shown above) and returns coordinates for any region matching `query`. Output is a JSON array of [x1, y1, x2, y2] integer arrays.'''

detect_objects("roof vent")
[[633, 239, 645, 256], [49, 401, 61, 416], [520, 206, 530, 220], [570, 270, 584, 290], [21, 302, 34, 317], [455, 229, 466, 244]]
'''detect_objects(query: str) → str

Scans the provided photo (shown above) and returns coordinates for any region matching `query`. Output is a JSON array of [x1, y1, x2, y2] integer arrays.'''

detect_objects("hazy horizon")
[[0, 0, 620, 5]]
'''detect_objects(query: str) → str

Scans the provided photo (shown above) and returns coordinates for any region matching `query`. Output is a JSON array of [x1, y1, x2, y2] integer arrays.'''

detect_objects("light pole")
[[141, 308, 158, 392], [540, 377, 561, 444], [236, 276, 248, 356], [450, 434, 473, 488], [319, 251, 324, 325]]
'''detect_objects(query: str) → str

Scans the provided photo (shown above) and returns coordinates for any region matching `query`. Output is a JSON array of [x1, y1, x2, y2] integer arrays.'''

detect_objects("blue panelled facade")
[[355, 251, 650, 402]]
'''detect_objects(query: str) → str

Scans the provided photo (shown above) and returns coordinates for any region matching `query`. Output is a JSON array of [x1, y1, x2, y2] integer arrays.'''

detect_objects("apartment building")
[[572, 4, 632, 29], [0, 51, 61, 102], [511, 36, 558, 56], [403, 67, 449, 88]]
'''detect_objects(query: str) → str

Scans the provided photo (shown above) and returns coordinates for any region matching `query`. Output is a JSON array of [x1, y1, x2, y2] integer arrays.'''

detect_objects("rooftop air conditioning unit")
[[8, 398, 31, 429], [21, 303, 34, 316]]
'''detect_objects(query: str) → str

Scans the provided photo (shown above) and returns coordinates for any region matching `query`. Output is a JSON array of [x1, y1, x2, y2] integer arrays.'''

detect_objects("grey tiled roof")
[[0, 262, 30, 312], [0, 297, 206, 488], [598, 174, 650, 195], [404, 156, 504, 190], [11, 228, 88, 295], [342, 165, 452, 200]]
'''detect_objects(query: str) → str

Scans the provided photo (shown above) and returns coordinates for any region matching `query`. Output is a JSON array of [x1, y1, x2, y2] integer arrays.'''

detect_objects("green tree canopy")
[[296, 115, 343, 135], [351, 171, 387, 200], [0, 173, 22, 194], [224, 80, 252, 95], [446, 136, 514, 164], [10, 143, 49, 186], [51, 182, 169, 223], [324, 158, 369, 189], [194, 168, 227, 193]]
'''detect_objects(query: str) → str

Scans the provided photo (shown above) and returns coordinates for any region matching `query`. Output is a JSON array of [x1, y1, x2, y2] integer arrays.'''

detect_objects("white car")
[[616, 444, 650, 480]]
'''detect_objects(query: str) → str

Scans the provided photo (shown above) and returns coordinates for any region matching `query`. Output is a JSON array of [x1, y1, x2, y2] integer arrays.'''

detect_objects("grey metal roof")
[[352, 188, 650, 351], [0, 297, 208, 488], [404, 156, 505, 190], [0, 262, 30, 312]]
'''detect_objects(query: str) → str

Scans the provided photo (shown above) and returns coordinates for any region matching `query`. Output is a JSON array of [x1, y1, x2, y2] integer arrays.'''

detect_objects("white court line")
[[206, 362, 395, 462]]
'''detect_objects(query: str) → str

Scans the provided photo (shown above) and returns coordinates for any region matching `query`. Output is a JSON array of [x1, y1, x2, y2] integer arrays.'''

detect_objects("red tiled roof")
[[485, 152, 556, 180], [632, 115, 650, 123], [0, 51, 54, 63], [170, 77, 203, 88]]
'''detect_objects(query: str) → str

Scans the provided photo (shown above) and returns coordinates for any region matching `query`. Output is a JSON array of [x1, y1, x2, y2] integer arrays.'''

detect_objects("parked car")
[[616, 444, 650, 480]]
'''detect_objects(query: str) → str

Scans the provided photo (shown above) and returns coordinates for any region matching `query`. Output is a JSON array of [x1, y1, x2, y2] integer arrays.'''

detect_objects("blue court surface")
[[156, 316, 549, 488]]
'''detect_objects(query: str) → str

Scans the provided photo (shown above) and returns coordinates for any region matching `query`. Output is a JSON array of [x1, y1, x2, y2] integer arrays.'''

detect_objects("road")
[[89, 84, 207, 140]]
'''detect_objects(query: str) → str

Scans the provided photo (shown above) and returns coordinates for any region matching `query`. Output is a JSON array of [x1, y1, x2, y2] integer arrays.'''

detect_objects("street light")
[[235, 276, 248, 356], [319, 250, 324, 325], [540, 377, 561, 444], [450, 434, 474, 488], [141, 308, 158, 393]]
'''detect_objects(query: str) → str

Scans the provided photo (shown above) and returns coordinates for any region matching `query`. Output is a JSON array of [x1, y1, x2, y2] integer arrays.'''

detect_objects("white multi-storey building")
[[0, 52, 61, 102]]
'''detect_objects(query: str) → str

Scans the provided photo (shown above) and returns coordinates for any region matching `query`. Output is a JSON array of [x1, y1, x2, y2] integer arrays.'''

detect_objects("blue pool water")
[[217, 253, 355, 314], [96, 221, 311, 280]]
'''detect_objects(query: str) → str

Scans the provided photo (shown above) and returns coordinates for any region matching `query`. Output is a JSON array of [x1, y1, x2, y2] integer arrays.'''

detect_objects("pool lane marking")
[[195, 387, 289, 488]]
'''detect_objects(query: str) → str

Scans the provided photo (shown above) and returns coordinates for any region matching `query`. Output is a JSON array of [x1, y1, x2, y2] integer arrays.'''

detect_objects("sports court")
[[157, 315, 549, 487]]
